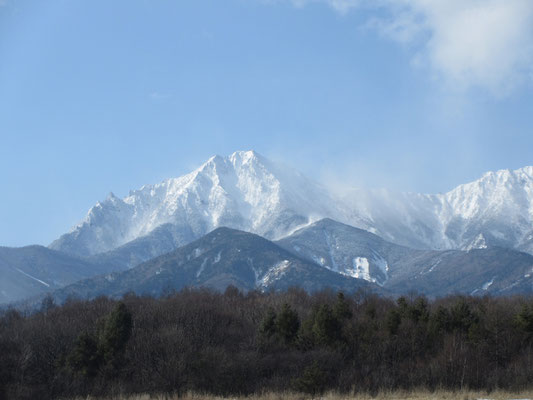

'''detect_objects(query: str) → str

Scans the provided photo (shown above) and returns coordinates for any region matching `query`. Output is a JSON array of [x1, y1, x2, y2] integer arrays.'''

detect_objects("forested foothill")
[[2, 288, 533, 399]]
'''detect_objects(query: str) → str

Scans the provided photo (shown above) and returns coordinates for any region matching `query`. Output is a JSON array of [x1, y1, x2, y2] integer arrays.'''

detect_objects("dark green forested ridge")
[[2, 288, 533, 399]]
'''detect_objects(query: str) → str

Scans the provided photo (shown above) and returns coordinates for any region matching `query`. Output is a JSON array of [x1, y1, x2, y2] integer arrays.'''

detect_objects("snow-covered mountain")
[[50, 151, 348, 260], [50, 150, 533, 265], [343, 166, 533, 253], [5, 153, 531, 304]]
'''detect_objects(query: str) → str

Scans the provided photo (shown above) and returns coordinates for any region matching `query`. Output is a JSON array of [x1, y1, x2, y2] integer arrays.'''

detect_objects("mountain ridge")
[[276, 218, 533, 297], [50, 150, 342, 259], [48, 226, 378, 303], [46, 150, 533, 285], [23, 220, 533, 306], [0, 245, 124, 304]]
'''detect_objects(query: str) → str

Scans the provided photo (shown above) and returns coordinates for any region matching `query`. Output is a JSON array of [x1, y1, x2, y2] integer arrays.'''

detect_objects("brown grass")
[[67, 389, 533, 400]]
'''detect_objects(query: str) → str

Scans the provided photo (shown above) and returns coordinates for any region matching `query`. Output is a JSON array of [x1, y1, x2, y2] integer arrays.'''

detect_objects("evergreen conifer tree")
[[275, 303, 300, 344], [259, 307, 277, 338], [333, 292, 352, 320], [100, 302, 133, 369], [66, 332, 100, 378], [312, 304, 340, 346]]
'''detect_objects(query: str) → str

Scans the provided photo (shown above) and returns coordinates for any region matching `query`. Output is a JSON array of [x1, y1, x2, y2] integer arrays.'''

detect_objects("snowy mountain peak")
[[323, 164, 533, 254], [229, 149, 260, 163], [476, 166, 533, 187], [445, 165, 533, 221], [522, 166, 533, 177], [50, 152, 533, 263], [50, 150, 338, 257], [199, 150, 261, 171]]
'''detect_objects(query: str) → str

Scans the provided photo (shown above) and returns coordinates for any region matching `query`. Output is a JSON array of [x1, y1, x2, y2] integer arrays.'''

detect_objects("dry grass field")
[[67, 390, 533, 400]]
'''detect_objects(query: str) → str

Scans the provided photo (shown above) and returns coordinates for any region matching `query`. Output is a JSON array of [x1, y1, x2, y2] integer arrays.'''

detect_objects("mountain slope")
[[388, 247, 533, 296], [278, 218, 533, 297], [276, 218, 416, 286], [49, 152, 533, 266], [50, 151, 345, 263], [86, 223, 194, 270], [51, 227, 378, 302], [0, 246, 120, 304], [341, 166, 533, 253], [15, 220, 533, 305]]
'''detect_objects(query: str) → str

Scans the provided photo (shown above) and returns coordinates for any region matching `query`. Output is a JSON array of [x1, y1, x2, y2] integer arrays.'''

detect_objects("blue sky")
[[1, 0, 533, 246]]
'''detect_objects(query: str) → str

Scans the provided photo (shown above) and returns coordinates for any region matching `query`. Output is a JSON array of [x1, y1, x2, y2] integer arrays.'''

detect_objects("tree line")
[[2, 287, 533, 399]]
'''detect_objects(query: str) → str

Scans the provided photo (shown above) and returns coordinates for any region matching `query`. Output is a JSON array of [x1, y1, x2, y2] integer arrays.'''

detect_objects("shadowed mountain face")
[[0, 246, 124, 304], [85, 223, 196, 271], [32, 222, 533, 306], [6, 219, 533, 306], [48, 152, 533, 267], [276, 218, 533, 297], [276, 218, 415, 286], [51, 227, 377, 303], [387, 247, 533, 296]]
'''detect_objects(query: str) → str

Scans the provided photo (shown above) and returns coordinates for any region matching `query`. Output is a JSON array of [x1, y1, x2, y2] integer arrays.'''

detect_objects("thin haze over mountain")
[[50, 151, 533, 266]]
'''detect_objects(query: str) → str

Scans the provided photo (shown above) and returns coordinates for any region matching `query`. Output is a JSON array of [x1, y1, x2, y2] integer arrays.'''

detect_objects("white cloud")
[[284, 0, 533, 95]]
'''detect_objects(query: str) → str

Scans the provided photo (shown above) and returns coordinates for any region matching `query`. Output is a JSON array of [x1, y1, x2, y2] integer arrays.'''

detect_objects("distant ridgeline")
[[3, 151, 533, 305], [2, 288, 533, 398]]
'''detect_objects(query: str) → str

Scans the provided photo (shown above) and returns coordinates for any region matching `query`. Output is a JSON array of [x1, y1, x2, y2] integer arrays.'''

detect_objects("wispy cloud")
[[276, 0, 533, 95]]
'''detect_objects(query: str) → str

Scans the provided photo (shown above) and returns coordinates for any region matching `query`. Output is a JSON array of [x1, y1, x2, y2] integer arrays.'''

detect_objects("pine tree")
[[409, 297, 430, 324], [515, 304, 533, 337], [100, 302, 133, 368], [450, 298, 477, 334], [429, 305, 451, 334], [259, 307, 277, 338], [275, 303, 300, 344], [333, 292, 352, 321], [312, 304, 340, 346], [293, 361, 328, 395], [66, 332, 100, 377], [386, 308, 402, 335]]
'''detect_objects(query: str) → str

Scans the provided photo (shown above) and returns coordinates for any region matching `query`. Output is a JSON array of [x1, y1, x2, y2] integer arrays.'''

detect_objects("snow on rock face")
[[259, 260, 291, 287], [351, 257, 371, 281], [50, 151, 342, 256], [50, 150, 533, 259], [464, 233, 488, 251], [371, 253, 389, 285], [471, 276, 498, 295], [342, 255, 388, 286], [340, 166, 533, 254], [438, 167, 533, 250], [16, 268, 50, 287], [482, 277, 496, 290], [196, 258, 208, 278]]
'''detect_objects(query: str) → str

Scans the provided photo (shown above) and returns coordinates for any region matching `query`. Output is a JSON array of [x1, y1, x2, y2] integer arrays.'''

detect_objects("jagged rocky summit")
[[50, 150, 533, 265]]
